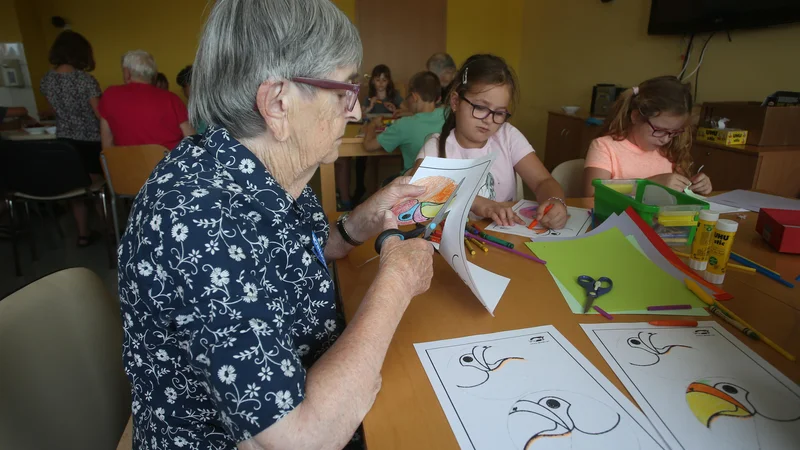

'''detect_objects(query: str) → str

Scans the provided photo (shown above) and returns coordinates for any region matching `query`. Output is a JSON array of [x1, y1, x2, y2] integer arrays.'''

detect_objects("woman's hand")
[[689, 173, 713, 195], [377, 211, 434, 299], [473, 197, 524, 227], [347, 177, 425, 242], [537, 199, 568, 230], [649, 173, 692, 192]]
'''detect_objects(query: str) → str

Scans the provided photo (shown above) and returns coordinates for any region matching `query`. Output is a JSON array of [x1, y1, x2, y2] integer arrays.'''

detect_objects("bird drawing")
[[626, 331, 692, 366], [455, 345, 524, 388], [507, 393, 631, 449]]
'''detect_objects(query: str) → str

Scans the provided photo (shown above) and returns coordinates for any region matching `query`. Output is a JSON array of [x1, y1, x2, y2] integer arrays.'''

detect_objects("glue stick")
[[688, 210, 719, 271], [703, 219, 738, 285]]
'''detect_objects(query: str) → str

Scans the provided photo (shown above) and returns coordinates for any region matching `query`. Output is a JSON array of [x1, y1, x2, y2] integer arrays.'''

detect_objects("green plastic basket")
[[592, 179, 710, 246]]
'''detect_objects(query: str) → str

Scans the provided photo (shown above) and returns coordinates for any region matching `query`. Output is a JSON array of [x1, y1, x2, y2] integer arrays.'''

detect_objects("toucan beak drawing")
[[686, 381, 754, 427], [508, 398, 574, 442]]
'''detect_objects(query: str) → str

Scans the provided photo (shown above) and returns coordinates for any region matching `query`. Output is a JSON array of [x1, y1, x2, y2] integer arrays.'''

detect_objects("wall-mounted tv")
[[648, 0, 800, 35]]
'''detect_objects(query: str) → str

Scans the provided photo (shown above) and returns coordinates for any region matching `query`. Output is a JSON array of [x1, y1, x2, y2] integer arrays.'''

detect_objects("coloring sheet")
[[484, 200, 592, 239], [415, 326, 666, 450], [411, 156, 509, 314], [582, 322, 800, 450]]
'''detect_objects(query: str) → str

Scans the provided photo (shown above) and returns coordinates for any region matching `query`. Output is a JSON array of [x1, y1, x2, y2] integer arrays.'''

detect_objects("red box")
[[755, 208, 800, 254]]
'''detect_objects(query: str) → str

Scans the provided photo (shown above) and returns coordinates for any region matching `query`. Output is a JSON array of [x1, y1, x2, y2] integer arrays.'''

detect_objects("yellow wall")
[[446, 0, 523, 73], [0, 0, 22, 42], [14, 0, 50, 111], [516, 1, 800, 156]]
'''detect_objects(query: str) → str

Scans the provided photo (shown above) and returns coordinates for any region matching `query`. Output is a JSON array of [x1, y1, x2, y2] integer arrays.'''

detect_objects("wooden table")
[[319, 124, 400, 216], [0, 130, 58, 141], [335, 199, 800, 449]]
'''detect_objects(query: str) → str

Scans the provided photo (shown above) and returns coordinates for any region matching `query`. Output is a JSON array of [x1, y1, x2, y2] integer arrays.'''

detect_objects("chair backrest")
[[0, 268, 131, 450], [101, 145, 168, 197], [551, 158, 586, 198], [0, 140, 90, 197]]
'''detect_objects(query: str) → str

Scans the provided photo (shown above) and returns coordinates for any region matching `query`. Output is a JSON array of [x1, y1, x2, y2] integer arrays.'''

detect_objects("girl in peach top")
[[583, 76, 712, 196]]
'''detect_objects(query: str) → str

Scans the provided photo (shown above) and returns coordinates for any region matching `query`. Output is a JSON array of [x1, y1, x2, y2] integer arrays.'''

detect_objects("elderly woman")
[[117, 1, 434, 449]]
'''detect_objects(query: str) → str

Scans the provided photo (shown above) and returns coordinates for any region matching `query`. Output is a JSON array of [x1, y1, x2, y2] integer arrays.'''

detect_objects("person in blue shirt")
[[362, 71, 445, 174]]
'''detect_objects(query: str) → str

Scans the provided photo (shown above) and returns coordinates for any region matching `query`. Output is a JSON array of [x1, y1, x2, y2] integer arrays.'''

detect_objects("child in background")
[[363, 64, 404, 115], [415, 54, 567, 229], [155, 73, 169, 90], [583, 75, 712, 197], [362, 71, 445, 174]]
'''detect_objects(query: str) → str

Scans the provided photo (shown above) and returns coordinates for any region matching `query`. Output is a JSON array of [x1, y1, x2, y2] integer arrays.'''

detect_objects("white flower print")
[[246, 211, 262, 222], [239, 158, 256, 174], [155, 264, 167, 281], [149, 214, 162, 231], [280, 359, 295, 377], [134, 353, 143, 367], [131, 400, 141, 414], [191, 188, 209, 198], [299, 235, 311, 245], [155, 349, 169, 362], [165, 387, 177, 404], [249, 318, 270, 336], [227, 183, 243, 194], [154, 407, 166, 421], [313, 212, 324, 221], [301, 252, 312, 266], [156, 173, 173, 184], [275, 390, 294, 410], [171, 223, 189, 242], [297, 344, 310, 357], [188, 249, 202, 264], [325, 319, 337, 332], [320, 280, 330, 293], [137, 261, 153, 277], [205, 240, 219, 254], [242, 282, 258, 302], [175, 315, 194, 326], [258, 366, 273, 382], [210, 267, 230, 286], [196, 353, 211, 366], [218, 365, 237, 385], [244, 383, 260, 398], [174, 436, 188, 447], [228, 245, 245, 262]]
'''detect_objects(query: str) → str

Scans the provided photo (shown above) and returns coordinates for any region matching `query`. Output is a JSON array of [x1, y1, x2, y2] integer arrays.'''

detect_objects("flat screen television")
[[648, 0, 800, 35]]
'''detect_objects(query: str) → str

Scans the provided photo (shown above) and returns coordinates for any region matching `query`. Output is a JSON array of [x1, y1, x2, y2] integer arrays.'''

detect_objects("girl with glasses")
[[415, 54, 568, 229], [583, 75, 713, 197]]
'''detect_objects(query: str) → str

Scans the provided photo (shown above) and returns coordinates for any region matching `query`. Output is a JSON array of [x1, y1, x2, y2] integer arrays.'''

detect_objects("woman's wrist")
[[343, 205, 377, 244]]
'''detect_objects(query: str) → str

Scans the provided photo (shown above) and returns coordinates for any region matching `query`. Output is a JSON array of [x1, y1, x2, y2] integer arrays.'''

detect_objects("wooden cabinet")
[[691, 141, 800, 198], [544, 111, 602, 171]]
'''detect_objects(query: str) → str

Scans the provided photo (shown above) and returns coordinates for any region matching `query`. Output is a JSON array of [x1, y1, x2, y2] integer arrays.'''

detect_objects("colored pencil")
[[469, 237, 488, 253], [730, 252, 781, 277], [684, 278, 796, 361], [527, 204, 554, 230], [464, 238, 476, 256], [649, 320, 698, 327], [727, 263, 756, 274], [647, 304, 692, 311], [594, 306, 614, 320], [465, 232, 546, 265], [673, 250, 691, 258], [708, 305, 758, 340]]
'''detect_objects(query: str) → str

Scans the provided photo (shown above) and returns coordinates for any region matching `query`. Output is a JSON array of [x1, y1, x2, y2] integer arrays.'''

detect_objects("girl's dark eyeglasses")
[[292, 77, 361, 112], [639, 110, 685, 138], [459, 94, 511, 124]]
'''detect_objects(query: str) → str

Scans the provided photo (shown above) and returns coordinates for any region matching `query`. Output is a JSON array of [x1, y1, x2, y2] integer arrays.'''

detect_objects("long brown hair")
[[602, 75, 693, 176], [437, 54, 518, 157], [367, 64, 398, 102]]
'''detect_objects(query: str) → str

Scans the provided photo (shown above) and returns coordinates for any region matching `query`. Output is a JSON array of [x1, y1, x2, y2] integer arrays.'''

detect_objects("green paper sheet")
[[527, 228, 707, 314]]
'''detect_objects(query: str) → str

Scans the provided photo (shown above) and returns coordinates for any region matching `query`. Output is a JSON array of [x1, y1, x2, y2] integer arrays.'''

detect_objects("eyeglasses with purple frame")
[[641, 115, 685, 139], [292, 77, 361, 111]]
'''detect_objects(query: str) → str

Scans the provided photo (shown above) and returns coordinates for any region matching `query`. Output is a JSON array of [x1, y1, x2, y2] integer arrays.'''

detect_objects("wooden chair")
[[0, 267, 131, 449], [100, 145, 168, 245]]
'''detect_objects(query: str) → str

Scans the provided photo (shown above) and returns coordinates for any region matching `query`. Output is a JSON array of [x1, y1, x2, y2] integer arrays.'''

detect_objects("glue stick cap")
[[699, 210, 719, 222], [704, 270, 725, 285], [715, 219, 739, 233], [688, 257, 707, 271]]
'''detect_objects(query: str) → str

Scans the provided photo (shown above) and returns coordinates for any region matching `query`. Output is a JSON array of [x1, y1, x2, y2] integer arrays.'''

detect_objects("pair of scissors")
[[374, 178, 464, 254], [577, 275, 613, 314]]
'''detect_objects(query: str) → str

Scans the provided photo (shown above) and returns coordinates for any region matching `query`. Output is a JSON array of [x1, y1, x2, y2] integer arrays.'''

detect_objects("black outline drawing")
[[626, 331, 692, 367], [455, 345, 524, 388], [508, 394, 622, 448], [686, 380, 800, 428]]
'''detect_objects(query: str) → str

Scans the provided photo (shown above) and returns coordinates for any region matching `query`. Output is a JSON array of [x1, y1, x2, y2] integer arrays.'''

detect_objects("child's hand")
[[367, 97, 378, 111], [385, 102, 397, 113], [473, 198, 524, 227], [649, 173, 692, 192], [689, 173, 712, 195], [538, 199, 568, 230]]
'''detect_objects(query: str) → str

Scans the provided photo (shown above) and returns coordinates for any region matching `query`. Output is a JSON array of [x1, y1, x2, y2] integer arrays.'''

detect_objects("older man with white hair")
[[99, 50, 193, 150]]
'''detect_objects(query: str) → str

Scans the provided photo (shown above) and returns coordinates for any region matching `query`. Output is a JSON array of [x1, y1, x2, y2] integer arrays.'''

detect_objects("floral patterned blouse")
[[118, 126, 342, 449]]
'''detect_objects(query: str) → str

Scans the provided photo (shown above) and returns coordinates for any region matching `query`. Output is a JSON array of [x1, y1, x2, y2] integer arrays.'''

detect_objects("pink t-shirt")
[[417, 123, 534, 202], [584, 135, 673, 179]]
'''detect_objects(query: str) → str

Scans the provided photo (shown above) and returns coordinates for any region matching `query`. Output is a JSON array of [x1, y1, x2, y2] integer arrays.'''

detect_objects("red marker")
[[648, 320, 698, 327]]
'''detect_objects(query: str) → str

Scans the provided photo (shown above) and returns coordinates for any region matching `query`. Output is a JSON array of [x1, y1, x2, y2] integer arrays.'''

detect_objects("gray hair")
[[426, 53, 456, 76], [121, 50, 157, 82], [191, 0, 363, 139]]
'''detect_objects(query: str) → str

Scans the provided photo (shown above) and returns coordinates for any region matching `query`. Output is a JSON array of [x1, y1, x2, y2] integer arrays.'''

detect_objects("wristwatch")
[[336, 212, 363, 247]]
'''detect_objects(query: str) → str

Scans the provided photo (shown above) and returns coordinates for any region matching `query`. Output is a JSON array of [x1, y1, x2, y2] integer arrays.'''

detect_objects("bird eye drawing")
[[391, 176, 456, 225], [686, 380, 800, 427], [626, 331, 692, 366], [508, 393, 621, 449], [455, 345, 524, 388]]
